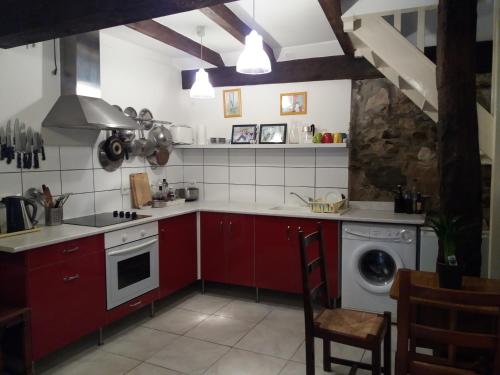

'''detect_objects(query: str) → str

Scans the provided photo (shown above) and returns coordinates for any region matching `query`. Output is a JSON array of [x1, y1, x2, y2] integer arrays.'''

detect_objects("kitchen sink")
[[269, 205, 310, 212]]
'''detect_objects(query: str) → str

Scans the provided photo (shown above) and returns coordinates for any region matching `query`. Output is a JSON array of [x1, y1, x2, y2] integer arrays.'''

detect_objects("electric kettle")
[[1, 196, 38, 233]]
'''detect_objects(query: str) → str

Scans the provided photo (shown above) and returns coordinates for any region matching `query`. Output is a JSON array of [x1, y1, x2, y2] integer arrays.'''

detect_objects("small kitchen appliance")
[[169, 125, 194, 145], [1, 196, 37, 233]]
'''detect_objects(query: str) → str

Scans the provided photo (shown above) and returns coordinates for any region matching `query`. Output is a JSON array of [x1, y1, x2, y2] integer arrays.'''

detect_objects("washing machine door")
[[350, 243, 403, 294]]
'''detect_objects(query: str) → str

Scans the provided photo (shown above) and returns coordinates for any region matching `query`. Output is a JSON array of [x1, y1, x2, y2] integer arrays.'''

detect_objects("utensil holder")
[[45, 207, 63, 226]]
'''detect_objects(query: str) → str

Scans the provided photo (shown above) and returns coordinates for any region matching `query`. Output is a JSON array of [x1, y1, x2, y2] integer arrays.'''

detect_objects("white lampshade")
[[190, 68, 215, 99], [236, 30, 272, 75]]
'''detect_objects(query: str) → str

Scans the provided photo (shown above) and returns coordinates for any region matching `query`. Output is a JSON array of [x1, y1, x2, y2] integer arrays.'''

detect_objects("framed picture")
[[280, 92, 307, 115], [259, 123, 287, 144], [231, 124, 257, 144], [223, 88, 242, 118]]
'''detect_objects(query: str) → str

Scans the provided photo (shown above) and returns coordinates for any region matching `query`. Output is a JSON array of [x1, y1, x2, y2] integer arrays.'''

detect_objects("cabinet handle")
[[220, 221, 224, 232], [161, 228, 165, 233], [287, 225, 291, 241], [229, 221, 232, 234], [63, 246, 79, 254], [63, 274, 80, 282], [129, 300, 142, 308]]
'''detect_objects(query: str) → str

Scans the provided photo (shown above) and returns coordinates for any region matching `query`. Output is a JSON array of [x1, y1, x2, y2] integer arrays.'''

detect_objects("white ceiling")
[[100, 0, 494, 71]]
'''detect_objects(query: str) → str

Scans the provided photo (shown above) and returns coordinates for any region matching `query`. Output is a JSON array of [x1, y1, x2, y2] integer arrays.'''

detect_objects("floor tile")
[[185, 315, 255, 346], [147, 336, 230, 375], [214, 300, 272, 323], [261, 307, 305, 333], [279, 361, 353, 375], [291, 338, 365, 365], [142, 308, 209, 334], [205, 348, 286, 375], [235, 322, 304, 360], [42, 349, 140, 375], [177, 293, 232, 314], [102, 326, 179, 361], [126, 362, 182, 375]]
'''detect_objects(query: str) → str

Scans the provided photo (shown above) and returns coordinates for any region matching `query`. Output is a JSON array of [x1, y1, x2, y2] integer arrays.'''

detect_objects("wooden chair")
[[395, 268, 500, 375], [0, 306, 32, 375], [298, 226, 391, 375]]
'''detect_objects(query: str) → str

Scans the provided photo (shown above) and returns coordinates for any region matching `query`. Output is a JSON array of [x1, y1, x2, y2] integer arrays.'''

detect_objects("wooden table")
[[390, 270, 500, 300]]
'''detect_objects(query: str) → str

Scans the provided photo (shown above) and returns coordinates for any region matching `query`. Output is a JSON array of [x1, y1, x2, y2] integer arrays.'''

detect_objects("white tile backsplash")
[[229, 166, 255, 185], [256, 167, 284, 186], [22, 171, 62, 195], [122, 155, 146, 168], [167, 166, 184, 184], [256, 185, 285, 204], [285, 149, 315, 167], [204, 183, 229, 201], [168, 149, 184, 166], [315, 167, 349, 188], [60, 146, 93, 170], [0, 173, 22, 196], [255, 149, 284, 167], [204, 149, 228, 165], [316, 148, 349, 167], [230, 184, 255, 203], [61, 170, 94, 194], [229, 149, 255, 166], [64, 192, 95, 219], [284, 167, 315, 187], [95, 190, 123, 213], [183, 149, 203, 165], [36, 146, 61, 171], [204, 165, 229, 184], [94, 168, 121, 191], [184, 166, 203, 184], [285, 186, 315, 206], [146, 166, 167, 187]]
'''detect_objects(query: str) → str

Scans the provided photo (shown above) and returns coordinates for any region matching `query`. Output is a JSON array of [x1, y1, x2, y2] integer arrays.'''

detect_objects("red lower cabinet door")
[[201, 212, 227, 283], [226, 214, 255, 287], [28, 252, 105, 360], [159, 213, 197, 298], [255, 216, 302, 293]]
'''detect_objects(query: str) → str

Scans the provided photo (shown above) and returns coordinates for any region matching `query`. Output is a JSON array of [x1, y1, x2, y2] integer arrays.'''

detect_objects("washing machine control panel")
[[344, 226, 414, 243]]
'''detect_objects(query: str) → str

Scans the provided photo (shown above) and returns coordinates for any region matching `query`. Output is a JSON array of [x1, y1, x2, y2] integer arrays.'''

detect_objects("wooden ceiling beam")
[[181, 55, 382, 89], [200, 4, 276, 62], [127, 20, 225, 67], [0, 0, 237, 49], [318, 0, 355, 57]]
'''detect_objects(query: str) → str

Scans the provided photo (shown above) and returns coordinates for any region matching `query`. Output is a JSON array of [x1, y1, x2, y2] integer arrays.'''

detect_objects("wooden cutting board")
[[130, 173, 152, 208]]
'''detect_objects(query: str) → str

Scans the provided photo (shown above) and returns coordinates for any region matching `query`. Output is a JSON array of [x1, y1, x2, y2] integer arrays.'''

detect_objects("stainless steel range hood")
[[42, 32, 140, 131]]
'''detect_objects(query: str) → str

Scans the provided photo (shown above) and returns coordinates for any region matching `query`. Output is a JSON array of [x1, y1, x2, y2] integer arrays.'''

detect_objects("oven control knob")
[[140, 230, 146, 237], [122, 234, 127, 242], [400, 229, 413, 243], [125, 211, 131, 218], [131, 212, 138, 219], [119, 211, 125, 218], [113, 210, 118, 217]]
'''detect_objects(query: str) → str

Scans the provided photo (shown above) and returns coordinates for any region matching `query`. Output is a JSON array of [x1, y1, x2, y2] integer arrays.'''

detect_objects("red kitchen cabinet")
[[158, 213, 198, 298], [201, 212, 254, 287], [255, 216, 339, 297], [0, 235, 106, 361]]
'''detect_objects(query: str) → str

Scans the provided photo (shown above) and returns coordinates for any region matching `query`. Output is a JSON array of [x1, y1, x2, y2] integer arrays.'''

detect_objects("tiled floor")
[[37, 288, 395, 375]]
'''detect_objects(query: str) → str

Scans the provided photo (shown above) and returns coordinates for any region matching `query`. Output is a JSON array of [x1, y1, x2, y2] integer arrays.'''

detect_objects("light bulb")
[[190, 68, 215, 99], [236, 30, 272, 75]]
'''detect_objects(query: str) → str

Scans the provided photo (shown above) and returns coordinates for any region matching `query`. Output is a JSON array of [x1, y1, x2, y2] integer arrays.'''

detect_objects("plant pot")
[[437, 262, 462, 289]]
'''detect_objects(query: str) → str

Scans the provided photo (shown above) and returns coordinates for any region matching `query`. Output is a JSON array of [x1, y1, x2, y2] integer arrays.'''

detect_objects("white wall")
[[180, 80, 352, 141]]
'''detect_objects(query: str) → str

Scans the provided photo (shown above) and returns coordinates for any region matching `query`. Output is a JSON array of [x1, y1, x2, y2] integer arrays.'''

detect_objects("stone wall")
[[349, 78, 439, 207]]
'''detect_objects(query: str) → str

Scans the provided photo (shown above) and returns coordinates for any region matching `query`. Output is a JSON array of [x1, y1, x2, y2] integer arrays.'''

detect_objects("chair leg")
[[323, 339, 332, 372], [372, 346, 381, 375], [305, 335, 315, 375], [383, 312, 392, 375]]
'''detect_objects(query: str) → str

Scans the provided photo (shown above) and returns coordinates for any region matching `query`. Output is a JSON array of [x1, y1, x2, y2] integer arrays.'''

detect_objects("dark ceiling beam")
[[317, 0, 355, 57], [200, 4, 276, 62], [127, 20, 225, 67], [181, 55, 382, 89], [0, 0, 237, 49]]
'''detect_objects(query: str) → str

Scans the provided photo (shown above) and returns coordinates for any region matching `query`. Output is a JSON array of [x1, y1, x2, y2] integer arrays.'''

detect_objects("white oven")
[[105, 222, 159, 310]]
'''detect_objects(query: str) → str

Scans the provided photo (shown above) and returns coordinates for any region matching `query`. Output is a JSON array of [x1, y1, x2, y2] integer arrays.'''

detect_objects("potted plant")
[[427, 214, 463, 289]]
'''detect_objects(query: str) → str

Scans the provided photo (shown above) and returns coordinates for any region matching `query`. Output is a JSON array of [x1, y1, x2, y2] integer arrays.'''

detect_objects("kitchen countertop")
[[0, 201, 425, 253]]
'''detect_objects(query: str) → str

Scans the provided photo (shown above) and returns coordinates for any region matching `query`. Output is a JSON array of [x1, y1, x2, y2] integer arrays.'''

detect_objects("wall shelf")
[[174, 143, 348, 149]]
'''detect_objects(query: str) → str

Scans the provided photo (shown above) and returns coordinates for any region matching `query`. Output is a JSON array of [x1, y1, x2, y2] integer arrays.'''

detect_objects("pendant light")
[[236, 0, 272, 75], [190, 26, 215, 99]]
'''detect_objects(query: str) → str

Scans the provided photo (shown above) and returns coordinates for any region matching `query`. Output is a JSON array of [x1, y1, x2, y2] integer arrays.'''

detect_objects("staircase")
[[342, 4, 494, 163]]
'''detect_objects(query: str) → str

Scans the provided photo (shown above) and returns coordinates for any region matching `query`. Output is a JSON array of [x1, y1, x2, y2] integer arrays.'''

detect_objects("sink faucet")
[[289, 192, 312, 205]]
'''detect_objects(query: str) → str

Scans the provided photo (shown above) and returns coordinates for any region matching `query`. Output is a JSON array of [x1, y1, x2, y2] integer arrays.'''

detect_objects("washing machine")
[[341, 222, 417, 319]]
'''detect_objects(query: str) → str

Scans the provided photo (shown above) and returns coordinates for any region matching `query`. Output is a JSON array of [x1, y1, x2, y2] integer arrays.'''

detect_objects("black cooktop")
[[63, 212, 151, 228]]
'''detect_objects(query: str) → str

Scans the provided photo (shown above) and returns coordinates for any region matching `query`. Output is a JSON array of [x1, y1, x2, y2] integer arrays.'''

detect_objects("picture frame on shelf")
[[280, 92, 307, 115], [259, 123, 287, 144], [231, 124, 258, 144], [223, 88, 242, 118]]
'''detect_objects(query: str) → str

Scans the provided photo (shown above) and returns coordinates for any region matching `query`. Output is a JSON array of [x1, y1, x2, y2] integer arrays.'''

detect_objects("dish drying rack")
[[308, 192, 349, 214]]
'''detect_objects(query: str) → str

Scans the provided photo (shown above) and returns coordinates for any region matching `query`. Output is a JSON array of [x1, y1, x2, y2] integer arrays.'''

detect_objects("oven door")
[[106, 236, 159, 309]]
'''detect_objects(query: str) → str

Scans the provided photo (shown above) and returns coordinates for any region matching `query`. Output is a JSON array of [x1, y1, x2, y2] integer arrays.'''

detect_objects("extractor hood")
[[42, 32, 140, 131]]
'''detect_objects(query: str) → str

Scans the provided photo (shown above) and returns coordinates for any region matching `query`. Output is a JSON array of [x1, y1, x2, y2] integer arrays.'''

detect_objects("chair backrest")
[[396, 268, 500, 375], [298, 225, 332, 335]]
